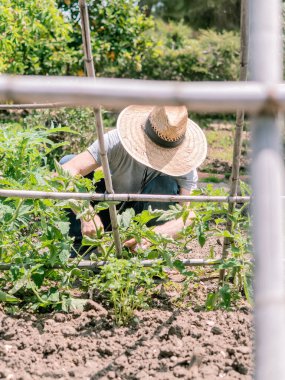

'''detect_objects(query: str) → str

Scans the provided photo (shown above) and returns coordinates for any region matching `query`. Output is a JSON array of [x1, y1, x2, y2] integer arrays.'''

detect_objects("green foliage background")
[[138, 0, 241, 31], [0, 0, 240, 81], [0, 0, 77, 74]]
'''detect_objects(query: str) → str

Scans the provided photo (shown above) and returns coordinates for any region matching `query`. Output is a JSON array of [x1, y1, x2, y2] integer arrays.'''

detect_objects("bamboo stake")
[[250, 0, 285, 378], [2, 75, 285, 113], [0, 189, 252, 203], [219, 0, 249, 283], [0, 258, 222, 271], [78, 0, 122, 257], [0, 102, 72, 109]]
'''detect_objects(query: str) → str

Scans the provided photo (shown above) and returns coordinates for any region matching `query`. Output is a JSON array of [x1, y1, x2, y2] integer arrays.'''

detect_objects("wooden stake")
[[219, 0, 249, 283], [78, 0, 122, 257]]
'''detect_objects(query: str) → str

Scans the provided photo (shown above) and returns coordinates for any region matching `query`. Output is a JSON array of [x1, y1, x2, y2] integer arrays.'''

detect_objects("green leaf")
[[147, 250, 159, 260], [198, 233, 206, 247], [173, 259, 185, 272], [61, 297, 88, 312], [81, 236, 101, 246], [31, 268, 45, 288], [55, 221, 70, 235], [54, 159, 73, 180], [205, 292, 218, 311], [208, 246, 215, 259], [134, 209, 161, 225], [0, 290, 19, 303], [218, 258, 241, 270], [47, 126, 79, 135], [9, 275, 29, 295], [59, 249, 70, 264], [243, 273, 253, 305], [46, 288, 60, 302], [220, 230, 234, 238], [214, 218, 226, 225], [219, 285, 231, 308], [94, 169, 104, 183], [118, 208, 135, 228]]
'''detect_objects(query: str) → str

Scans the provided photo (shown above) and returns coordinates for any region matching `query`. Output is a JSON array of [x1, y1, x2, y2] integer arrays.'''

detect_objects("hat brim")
[[117, 105, 207, 177]]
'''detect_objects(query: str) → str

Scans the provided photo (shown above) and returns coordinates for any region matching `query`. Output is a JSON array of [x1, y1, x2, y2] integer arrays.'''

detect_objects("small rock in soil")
[[227, 347, 235, 356], [173, 366, 187, 378], [54, 313, 66, 323], [135, 370, 149, 380], [211, 326, 223, 335], [61, 326, 78, 336], [232, 358, 248, 375], [159, 345, 175, 358], [237, 345, 251, 355]]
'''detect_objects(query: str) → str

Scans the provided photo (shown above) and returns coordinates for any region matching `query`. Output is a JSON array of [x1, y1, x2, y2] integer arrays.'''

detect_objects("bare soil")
[[0, 237, 254, 380]]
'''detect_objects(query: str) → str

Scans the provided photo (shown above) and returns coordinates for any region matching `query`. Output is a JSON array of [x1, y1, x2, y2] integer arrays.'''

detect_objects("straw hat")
[[117, 105, 207, 176]]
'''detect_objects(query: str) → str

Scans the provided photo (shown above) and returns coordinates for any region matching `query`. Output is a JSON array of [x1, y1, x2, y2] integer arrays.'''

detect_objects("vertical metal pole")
[[79, 0, 122, 257], [250, 0, 285, 378], [219, 0, 249, 282]]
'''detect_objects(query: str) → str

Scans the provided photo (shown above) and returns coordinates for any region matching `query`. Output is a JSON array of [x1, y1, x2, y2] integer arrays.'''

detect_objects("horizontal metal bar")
[[0, 189, 251, 203], [0, 258, 222, 271], [1, 75, 285, 113]]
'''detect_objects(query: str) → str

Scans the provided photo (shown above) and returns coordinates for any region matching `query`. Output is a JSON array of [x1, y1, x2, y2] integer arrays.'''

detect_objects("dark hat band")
[[144, 118, 185, 148]]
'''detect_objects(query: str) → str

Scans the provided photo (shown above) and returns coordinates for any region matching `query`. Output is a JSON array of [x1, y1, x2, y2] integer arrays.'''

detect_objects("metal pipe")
[[0, 189, 252, 203], [2, 76, 285, 113], [79, 0, 122, 257], [250, 0, 285, 378], [220, 0, 249, 282]]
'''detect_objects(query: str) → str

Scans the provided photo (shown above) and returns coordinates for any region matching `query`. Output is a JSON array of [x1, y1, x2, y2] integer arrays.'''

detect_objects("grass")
[[202, 176, 225, 183], [205, 129, 234, 163]]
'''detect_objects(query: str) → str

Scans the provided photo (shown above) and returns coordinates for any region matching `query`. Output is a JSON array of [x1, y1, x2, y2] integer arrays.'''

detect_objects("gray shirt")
[[88, 129, 198, 193]]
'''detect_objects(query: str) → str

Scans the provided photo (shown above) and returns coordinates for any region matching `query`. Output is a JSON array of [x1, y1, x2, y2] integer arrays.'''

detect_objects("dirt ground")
[[0, 237, 254, 380]]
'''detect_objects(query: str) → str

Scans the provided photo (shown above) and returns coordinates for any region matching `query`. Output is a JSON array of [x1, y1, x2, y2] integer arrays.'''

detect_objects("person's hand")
[[123, 237, 150, 252], [81, 215, 104, 238]]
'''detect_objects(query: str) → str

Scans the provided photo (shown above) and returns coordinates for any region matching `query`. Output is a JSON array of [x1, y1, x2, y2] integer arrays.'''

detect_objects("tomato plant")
[[0, 122, 252, 323]]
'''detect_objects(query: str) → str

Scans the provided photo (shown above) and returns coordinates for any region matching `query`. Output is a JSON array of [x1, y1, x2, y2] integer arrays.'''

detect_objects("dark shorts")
[[59, 155, 179, 244]]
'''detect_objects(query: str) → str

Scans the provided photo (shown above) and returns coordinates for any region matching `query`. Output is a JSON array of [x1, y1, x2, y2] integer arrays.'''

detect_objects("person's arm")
[[61, 151, 104, 236], [61, 151, 99, 177], [153, 187, 195, 237], [124, 187, 195, 250]]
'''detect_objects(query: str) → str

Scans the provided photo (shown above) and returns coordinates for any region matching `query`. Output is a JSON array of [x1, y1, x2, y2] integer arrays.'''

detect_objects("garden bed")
[[0, 236, 253, 380], [0, 117, 253, 379]]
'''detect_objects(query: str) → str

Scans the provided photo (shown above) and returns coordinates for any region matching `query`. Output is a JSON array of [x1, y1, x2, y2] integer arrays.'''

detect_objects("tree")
[[0, 0, 77, 75], [57, 0, 156, 77], [139, 0, 241, 31]]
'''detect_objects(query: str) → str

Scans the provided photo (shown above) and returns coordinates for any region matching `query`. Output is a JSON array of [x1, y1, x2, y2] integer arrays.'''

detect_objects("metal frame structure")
[[0, 1, 284, 377], [250, 1, 285, 379]]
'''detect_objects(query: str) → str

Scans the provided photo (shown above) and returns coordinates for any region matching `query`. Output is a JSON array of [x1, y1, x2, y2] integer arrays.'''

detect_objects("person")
[[59, 105, 207, 253]]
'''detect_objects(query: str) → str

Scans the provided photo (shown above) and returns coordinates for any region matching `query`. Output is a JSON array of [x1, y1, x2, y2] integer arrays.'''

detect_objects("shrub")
[[0, 0, 77, 75], [140, 21, 240, 81], [57, 0, 156, 78]]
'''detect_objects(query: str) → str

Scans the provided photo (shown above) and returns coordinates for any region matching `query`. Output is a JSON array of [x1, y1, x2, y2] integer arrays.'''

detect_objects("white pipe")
[[250, 0, 285, 378], [1, 75, 285, 113]]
